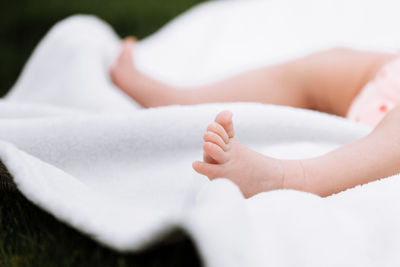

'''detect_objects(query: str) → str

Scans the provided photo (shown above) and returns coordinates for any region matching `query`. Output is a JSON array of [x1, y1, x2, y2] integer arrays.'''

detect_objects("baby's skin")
[[192, 110, 305, 198], [111, 38, 400, 198], [193, 109, 400, 198]]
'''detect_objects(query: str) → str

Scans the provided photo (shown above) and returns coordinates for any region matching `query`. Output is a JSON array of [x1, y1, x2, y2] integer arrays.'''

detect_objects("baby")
[[110, 38, 400, 198]]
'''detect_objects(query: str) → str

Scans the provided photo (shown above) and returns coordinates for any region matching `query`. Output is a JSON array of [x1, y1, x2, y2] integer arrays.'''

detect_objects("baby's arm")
[[298, 106, 400, 196]]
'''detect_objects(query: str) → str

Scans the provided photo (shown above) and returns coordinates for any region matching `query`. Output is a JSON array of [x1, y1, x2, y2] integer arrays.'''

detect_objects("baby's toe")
[[203, 142, 229, 163], [192, 161, 222, 179], [203, 131, 228, 151], [203, 152, 217, 164], [122, 37, 137, 50], [215, 110, 235, 138], [120, 39, 134, 59], [207, 122, 229, 144]]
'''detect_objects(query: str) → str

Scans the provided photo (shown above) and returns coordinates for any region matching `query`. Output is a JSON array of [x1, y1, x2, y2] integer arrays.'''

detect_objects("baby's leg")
[[111, 40, 393, 116], [110, 38, 310, 109], [194, 107, 400, 198], [302, 105, 400, 196]]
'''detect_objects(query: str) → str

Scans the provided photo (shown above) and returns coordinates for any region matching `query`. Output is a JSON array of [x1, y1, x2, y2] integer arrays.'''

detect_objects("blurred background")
[[1, 2, 210, 266], [0, 0, 208, 97]]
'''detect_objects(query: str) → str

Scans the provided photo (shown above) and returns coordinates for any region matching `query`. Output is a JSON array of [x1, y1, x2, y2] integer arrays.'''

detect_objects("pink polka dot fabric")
[[346, 57, 400, 128]]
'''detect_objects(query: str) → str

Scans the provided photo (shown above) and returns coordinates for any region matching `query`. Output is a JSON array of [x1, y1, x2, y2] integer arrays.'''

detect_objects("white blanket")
[[3, 0, 400, 266]]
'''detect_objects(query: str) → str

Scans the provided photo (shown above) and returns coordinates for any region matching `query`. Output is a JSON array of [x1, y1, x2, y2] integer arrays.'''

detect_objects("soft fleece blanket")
[[3, 0, 400, 266]]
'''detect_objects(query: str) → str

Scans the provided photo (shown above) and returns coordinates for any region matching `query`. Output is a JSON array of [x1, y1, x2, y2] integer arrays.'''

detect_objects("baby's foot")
[[110, 37, 138, 96], [110, 37, 181, 108], [193, 111, 304, 198], [202, 110, 235, 165]]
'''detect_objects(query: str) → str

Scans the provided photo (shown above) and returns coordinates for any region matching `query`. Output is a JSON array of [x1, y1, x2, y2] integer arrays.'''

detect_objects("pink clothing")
[[346, 57, 400, 128]]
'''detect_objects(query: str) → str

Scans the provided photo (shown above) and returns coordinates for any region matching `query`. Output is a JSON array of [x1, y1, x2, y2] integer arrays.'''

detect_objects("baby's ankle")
[[281, 159, 309, 192]]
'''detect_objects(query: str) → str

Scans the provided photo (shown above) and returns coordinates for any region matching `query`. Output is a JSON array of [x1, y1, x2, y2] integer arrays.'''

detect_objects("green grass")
[[0, 0, 209, 265]]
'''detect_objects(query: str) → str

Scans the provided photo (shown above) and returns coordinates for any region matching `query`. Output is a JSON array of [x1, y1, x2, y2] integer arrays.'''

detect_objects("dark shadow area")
[[0, 161, 15, 192], [0, 188, 202, 267]]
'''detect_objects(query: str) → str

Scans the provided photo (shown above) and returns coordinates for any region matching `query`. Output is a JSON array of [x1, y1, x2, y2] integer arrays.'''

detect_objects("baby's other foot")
[[110, 37, 138, 95], [193, 110, 294, 198]]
